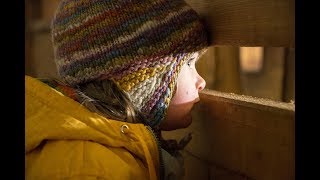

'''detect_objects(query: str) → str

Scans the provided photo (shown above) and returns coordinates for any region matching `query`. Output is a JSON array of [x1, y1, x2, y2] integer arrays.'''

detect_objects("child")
[[25, 0, 208, 179]]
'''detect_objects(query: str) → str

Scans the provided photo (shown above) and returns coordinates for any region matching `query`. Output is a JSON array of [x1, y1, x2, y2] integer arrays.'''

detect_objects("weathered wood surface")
[[163, 89, 294, 180], [186, 0, 295, 47]]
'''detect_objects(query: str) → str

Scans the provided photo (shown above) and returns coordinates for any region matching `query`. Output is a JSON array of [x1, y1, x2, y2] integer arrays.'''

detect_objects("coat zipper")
[[145, 125, 164, 180]]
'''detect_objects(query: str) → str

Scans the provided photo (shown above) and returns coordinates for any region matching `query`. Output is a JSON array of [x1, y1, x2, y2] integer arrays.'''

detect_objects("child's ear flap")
[[171, 83, 178, 98]]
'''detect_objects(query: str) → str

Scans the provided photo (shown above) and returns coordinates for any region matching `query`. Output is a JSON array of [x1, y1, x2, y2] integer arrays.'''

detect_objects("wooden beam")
[[212, 47, 242, 94], [163, 89, 294, 179], [283, 48, 295, 102], [186, 0, 295, 47], [197, 89, 294, 180]]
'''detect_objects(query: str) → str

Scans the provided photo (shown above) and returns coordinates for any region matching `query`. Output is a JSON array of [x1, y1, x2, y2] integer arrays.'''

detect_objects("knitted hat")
[[51, 0, 208, 127]]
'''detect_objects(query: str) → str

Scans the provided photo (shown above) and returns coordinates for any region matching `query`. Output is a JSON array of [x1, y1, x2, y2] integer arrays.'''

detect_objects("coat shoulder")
[[26, 140, 149, 180]]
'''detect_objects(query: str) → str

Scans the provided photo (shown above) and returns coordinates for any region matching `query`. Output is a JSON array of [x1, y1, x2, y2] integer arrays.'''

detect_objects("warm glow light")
[[240, 47, 264, 73]]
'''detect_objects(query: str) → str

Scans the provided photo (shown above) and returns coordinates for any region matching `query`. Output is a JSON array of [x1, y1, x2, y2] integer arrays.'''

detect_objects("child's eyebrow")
[[193, 56, 200, 63], [187, 53, 200, 63]]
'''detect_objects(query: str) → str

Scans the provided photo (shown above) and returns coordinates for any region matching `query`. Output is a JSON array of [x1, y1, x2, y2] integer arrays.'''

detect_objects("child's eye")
[[187, 58, 195, 67]]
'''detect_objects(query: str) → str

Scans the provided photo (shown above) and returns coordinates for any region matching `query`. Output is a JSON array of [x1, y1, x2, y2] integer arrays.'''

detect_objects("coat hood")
[[25, 75, 160, 178]]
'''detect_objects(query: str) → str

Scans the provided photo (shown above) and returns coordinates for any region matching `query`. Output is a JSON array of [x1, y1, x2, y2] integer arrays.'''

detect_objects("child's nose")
[[196, 74, 206, 91]]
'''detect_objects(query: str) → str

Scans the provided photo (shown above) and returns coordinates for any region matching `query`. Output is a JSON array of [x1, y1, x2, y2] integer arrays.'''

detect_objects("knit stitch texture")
[[51, 0, 208, 127]]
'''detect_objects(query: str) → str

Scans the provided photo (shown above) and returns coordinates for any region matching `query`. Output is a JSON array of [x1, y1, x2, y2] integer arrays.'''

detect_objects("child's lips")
[[194, 97, 200, 104]]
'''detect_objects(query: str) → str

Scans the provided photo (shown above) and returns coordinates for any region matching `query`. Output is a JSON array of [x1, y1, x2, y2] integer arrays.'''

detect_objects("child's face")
[[160, 52, 206, 131]]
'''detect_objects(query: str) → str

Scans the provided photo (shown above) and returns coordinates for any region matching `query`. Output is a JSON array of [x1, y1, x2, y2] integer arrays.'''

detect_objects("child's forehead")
[[191, 52, 200, 57]]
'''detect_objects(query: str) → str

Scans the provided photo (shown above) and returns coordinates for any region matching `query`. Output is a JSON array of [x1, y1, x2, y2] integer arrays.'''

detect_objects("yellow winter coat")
[[25, 76, 161, 180]]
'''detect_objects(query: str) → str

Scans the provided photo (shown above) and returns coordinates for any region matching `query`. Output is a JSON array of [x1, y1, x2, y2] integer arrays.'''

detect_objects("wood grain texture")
[[213, 47, 241, 94], [186, 0, 295, 47], [198, 89, 294, 180], [163, 89, 294, 179]]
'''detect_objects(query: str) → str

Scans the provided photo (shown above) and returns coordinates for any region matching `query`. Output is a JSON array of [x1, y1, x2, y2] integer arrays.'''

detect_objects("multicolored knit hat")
[[51, 0, 208, 127]]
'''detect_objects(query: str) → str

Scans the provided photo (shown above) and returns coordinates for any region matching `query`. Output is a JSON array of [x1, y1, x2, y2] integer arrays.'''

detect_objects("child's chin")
[[161, 114, 193, 131], [175, 114, 193, 130]]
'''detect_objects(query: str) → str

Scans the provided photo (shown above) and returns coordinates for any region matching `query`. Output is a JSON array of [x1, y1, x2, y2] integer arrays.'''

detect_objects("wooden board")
[[186, 0, 295, 47], [163, 89, 294, 179], [199, 90, 294, 180]]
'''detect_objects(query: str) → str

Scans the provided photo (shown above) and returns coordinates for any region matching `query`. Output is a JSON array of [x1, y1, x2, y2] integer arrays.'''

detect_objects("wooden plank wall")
[[185, 0, 295, 47], [201, 90, 294, 180], [163, 90, 295, 180], [164, 1, 295, 178]]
